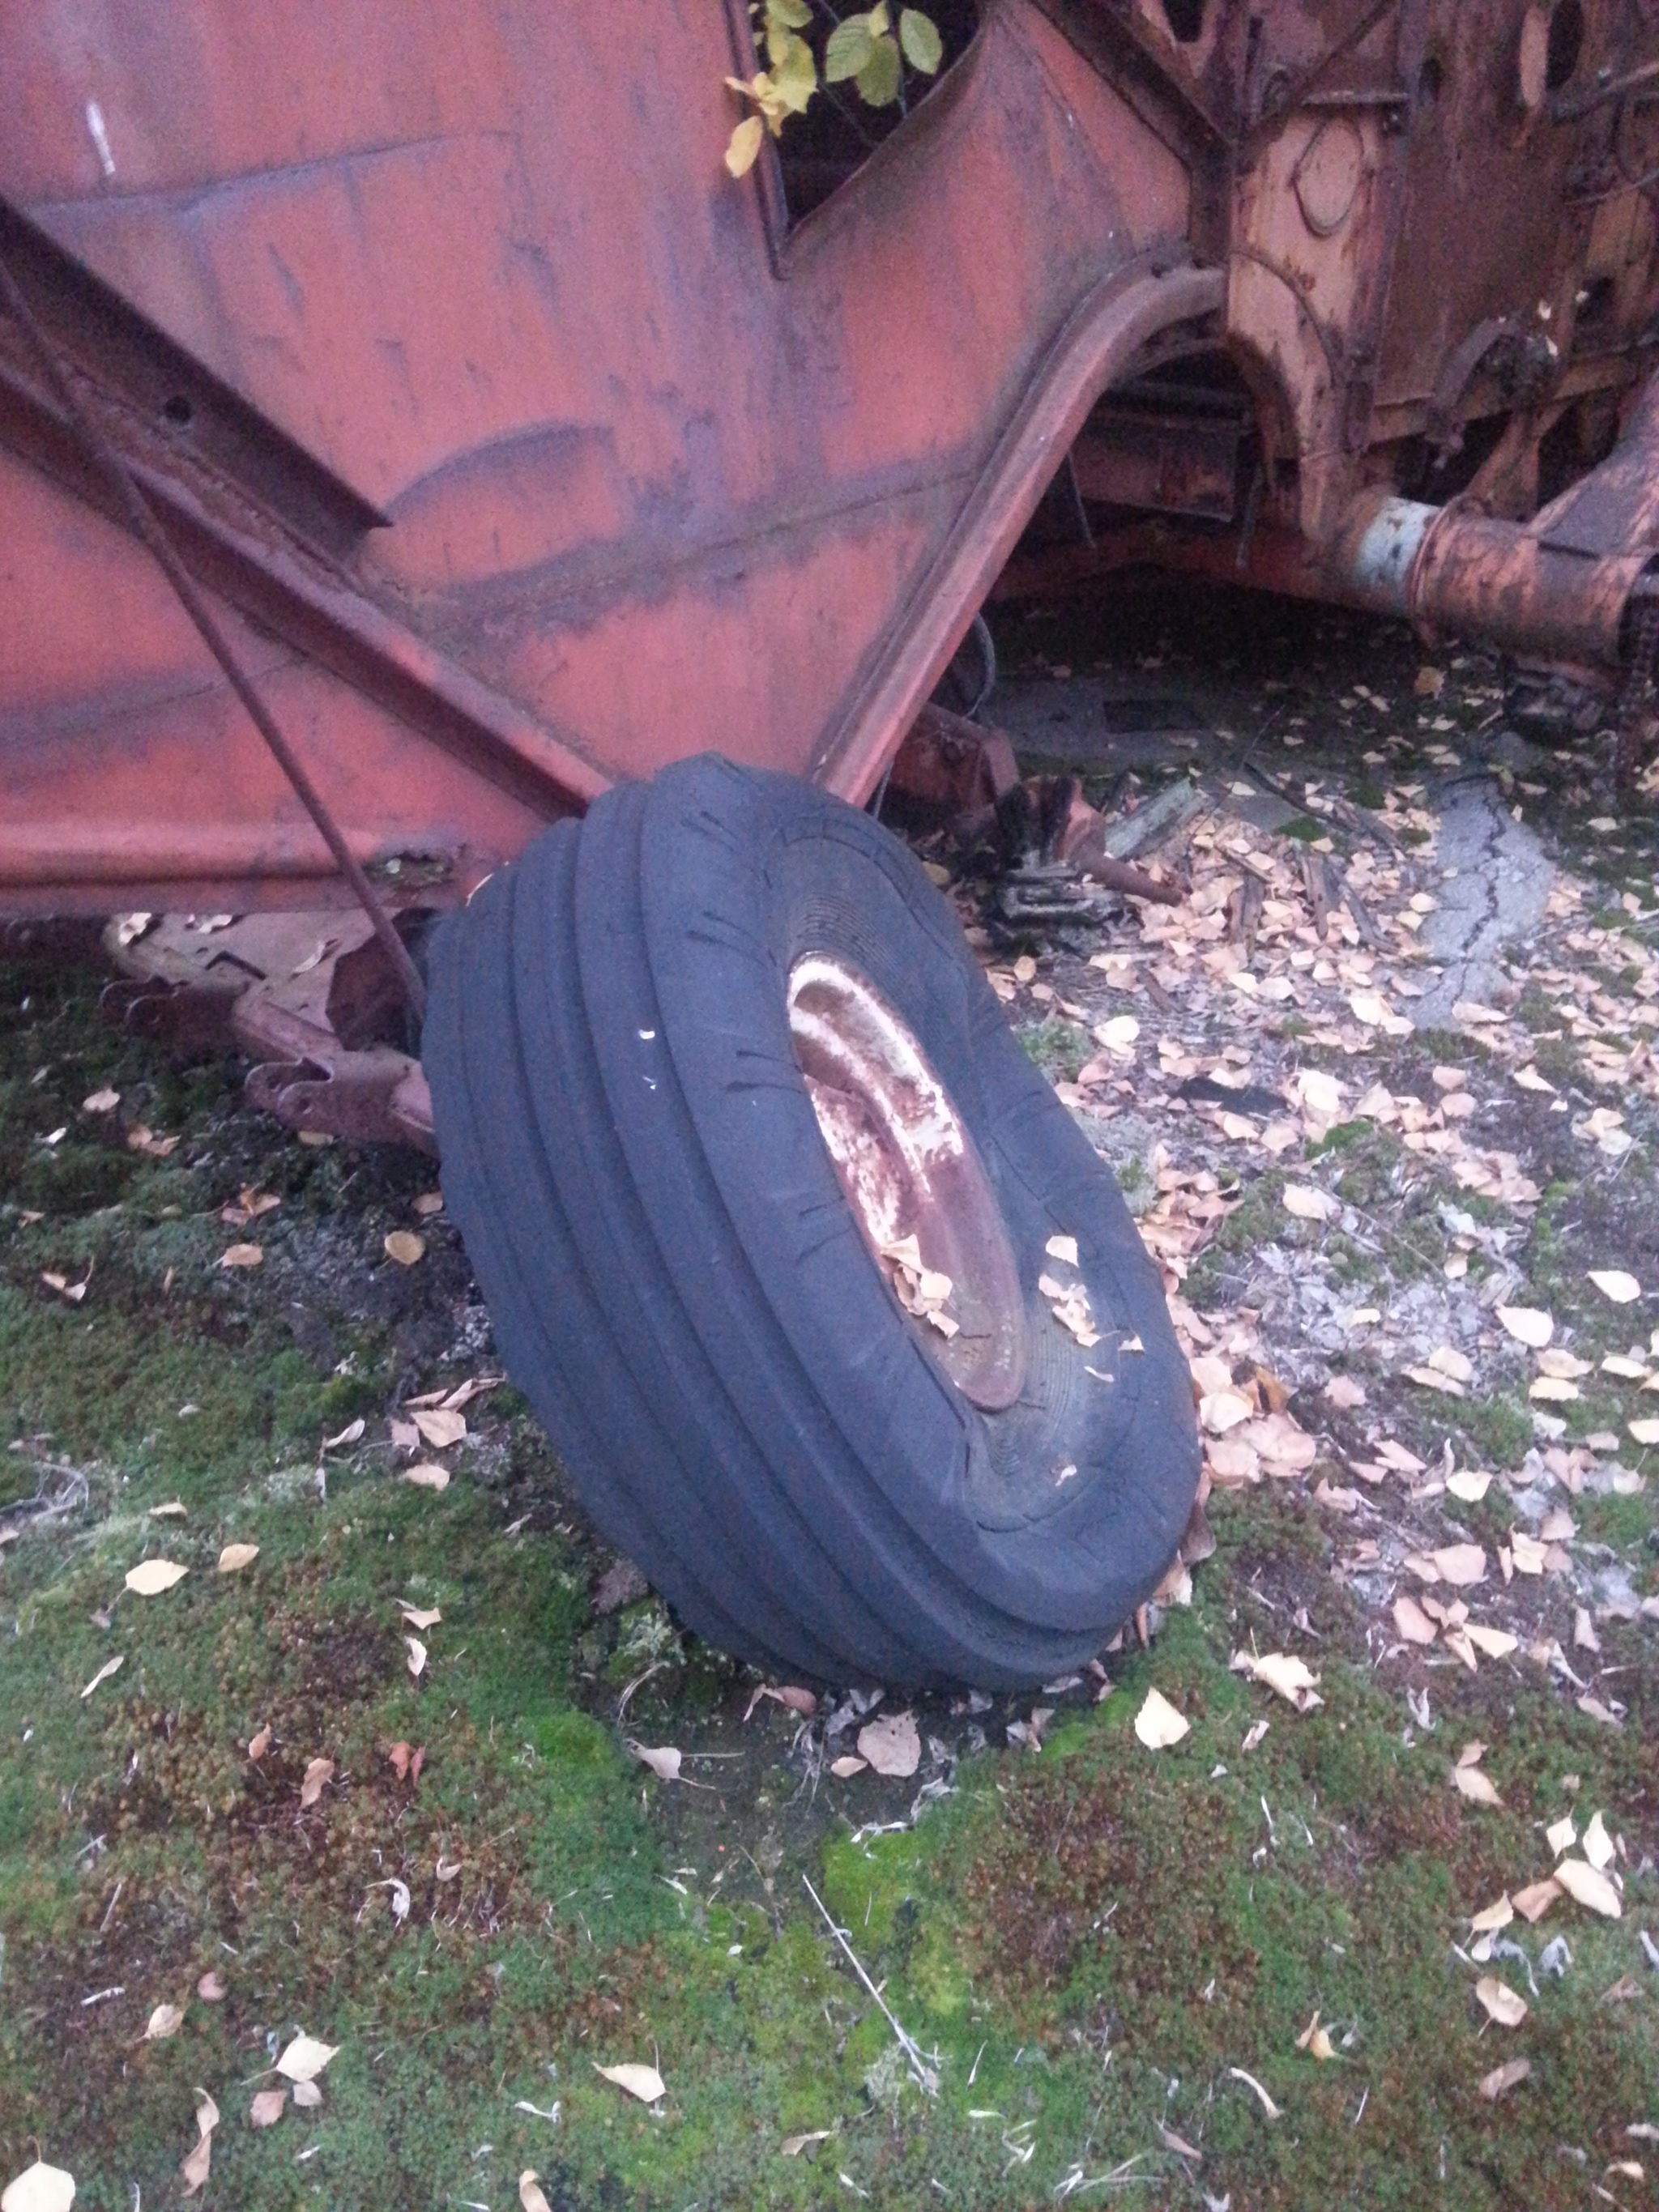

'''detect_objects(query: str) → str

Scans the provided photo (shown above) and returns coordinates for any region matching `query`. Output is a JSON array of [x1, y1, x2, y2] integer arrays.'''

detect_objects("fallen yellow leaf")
[[125, 1558, 188, 1596], [593, 2061, 666, 2104], [0, 2162, 77, 2212], [299, 1758, 334, 1809], [1475, 1975, 1527, 2027], [1495, 1305, 1552, 1349], [1452, 1765, 1501, 1805], [1478, 2056, 1530, 2100], [1133, 1686, 1189, 1749], [1554, 1856, 1621, 1918], [275, 2032, 339, 2082]]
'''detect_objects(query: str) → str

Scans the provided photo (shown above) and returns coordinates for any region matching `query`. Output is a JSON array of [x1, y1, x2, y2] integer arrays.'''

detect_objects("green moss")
[[17, 1141, 134, 1214], [1452, 1391, 1535, 1469], [0, 1774, 39, 1853], [318, 1370, 382, 1426], [1018, 1017, 1090, 1083], [1186, 1168, 1284, 1302], [1573, 1490, 1653, 1550]]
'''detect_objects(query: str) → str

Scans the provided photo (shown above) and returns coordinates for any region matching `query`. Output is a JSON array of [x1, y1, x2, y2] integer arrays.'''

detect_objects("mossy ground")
[[5, 615, 1659, 2212]]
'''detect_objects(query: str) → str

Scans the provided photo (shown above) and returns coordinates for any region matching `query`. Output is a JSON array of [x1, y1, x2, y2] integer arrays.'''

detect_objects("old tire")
[[423, 755, 1198, 1688]]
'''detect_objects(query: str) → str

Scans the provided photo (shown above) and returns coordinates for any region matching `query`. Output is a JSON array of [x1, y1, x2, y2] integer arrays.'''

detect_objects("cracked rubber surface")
[[423, 757, 1200, 1688]]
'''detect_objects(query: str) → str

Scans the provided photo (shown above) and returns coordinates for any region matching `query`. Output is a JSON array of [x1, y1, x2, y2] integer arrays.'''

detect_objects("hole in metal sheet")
[[1161, 0, 1206, 42], [1546, 0, 1584, 90]]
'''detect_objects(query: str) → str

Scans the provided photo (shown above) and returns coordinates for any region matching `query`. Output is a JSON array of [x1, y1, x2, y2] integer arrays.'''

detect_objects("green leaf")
[[771, 32, 817, 112], [855, 28, 902, 104], [725, 114, 766, 177], [825, 15, 876, 80], [767, 0, 813, 23], [898, 7, 943, 72]]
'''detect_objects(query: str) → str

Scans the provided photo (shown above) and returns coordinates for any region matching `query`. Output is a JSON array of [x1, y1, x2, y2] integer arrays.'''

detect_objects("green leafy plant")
[[725, 1, 944, 178]]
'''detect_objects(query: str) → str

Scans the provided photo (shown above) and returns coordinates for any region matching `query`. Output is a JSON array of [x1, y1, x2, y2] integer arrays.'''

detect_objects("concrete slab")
[[1413, 782, 1555, 1028]]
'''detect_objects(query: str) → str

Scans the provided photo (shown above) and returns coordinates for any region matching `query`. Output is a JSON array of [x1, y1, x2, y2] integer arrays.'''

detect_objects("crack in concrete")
[[1413, 782, 1554, 1028]]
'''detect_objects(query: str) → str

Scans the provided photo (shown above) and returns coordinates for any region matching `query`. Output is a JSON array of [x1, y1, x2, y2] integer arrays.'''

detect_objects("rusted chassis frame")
[[3, 0, 1659, 949]]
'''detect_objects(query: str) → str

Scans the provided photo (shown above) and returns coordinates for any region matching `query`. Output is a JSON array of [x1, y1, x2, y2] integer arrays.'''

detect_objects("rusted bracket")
[[885, 702, 1021, 814], [1237, 0, 1402, 161], [104, 912, 435, 1152]]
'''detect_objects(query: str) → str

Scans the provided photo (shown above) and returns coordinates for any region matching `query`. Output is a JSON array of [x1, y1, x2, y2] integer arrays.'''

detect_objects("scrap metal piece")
[[886, 703, 1021, 816], [104, 911, 434, 1152]]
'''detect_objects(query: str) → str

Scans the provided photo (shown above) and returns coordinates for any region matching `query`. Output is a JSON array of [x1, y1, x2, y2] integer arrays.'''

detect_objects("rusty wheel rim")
[[787, 953, 1028, 1411]]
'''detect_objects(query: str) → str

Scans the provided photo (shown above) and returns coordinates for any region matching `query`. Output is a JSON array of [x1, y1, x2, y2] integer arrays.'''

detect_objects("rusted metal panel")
[[1070, 403, 1243, 518], [886, 701, 1021, 812]]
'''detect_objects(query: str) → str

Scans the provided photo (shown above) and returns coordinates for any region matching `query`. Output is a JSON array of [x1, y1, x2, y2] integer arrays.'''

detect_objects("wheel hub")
[[787, 954, 1028, 1411]]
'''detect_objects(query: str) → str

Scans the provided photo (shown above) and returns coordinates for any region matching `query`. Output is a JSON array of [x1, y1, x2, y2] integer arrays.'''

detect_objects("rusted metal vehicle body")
[[5, 0, 1657, 951]]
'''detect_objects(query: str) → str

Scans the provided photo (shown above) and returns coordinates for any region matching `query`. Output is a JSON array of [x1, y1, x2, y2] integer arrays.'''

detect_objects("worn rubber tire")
[[424, 755, 1199, 1688]]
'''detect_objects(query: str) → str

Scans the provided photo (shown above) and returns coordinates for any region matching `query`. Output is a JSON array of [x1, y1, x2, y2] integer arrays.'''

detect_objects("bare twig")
[[0, 1458, 90, 1538], [802, 1874, 937, 2095], [616, 1660, 666, 1720]]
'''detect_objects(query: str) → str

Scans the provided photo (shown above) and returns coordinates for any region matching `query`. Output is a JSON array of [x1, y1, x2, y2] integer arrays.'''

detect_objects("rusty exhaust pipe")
[[1326, 367, 1659, 680], [1325, 489, 1654, 673]]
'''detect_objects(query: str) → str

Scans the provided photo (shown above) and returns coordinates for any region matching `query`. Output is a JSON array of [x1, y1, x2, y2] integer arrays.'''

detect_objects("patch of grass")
[[1515, 985, 1562, 1034], [1019, 1017, 1090, 1084], [1452, 1391, 1535, 1470], [1185, 1168, 1285, 1302], [1115, 1156, 1149, 1197], [1308, 1117, 1373, 1157], [1573, 1490, 1654, 1551]]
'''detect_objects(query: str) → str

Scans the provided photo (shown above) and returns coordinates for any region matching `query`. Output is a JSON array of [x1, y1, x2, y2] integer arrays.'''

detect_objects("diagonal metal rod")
[[0, 248, 427, 1025]]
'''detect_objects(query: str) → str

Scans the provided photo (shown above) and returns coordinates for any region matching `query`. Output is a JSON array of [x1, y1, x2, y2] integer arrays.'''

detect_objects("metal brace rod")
[[0, 246, 427, 1025]]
